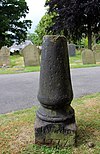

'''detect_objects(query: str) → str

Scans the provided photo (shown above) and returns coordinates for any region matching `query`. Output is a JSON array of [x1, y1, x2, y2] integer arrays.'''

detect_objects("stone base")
[[34, 117, 77, 147]]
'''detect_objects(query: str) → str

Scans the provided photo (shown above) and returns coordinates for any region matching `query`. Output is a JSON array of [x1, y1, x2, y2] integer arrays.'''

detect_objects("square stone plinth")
[[34, 117, 77, 147]]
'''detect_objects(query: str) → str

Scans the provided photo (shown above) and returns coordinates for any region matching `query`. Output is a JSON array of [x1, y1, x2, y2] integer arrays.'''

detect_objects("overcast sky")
[[25, 0, 46, 33]]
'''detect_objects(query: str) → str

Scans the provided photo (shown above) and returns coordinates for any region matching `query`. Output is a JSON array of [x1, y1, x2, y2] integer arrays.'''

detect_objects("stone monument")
[[92, 44, 100, 62], [68, 44, 76, 57], [22, 44, 40, 66], [82, 49, 96, 64], [34, 35, 77, 147], [0, 46, 10, 66]]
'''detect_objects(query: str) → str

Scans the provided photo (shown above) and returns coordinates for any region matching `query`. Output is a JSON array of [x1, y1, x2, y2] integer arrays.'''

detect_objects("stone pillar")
[[34, 35, 77, 147]]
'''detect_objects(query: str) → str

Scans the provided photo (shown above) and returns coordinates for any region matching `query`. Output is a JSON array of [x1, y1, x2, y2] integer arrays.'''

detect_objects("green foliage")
[[27, 33, 35, 44], [30, 13, 55, 45], [45, 0, 100, 49], [79, 37, 88, 48], [0, 0, 32, 48]]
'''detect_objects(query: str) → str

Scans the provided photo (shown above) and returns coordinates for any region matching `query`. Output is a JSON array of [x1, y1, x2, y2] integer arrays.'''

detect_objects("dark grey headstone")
[[68, 44, 76, 57]]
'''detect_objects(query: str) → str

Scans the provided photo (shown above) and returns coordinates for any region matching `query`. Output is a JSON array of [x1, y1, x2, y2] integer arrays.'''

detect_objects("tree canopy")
[[0, 0, 32, 49], [30, 12, 54, 46], [45, 0, 100, 49]]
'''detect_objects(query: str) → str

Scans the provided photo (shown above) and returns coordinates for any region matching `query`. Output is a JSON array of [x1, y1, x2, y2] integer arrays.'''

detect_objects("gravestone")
[[68, 44, 76, 56], [92, 44, 100, 62], [22, 44, 40, 66], [82, 49, 96, 64], [34, 35, 77, 147], [0, 46, 10, 66]]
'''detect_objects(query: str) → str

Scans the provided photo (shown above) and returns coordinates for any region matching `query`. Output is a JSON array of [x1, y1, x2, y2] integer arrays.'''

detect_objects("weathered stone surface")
[[68, 44, 76, 57], [95, 52, 100, 62], [35, 117, 76, 147], [82, 49, 96, 64], [34, 35, 77, 147], [92, 44, 100, 62], [0, 46, 10, 66], [22, 44, 40, 66], [92, 44, 100, 51], [38, 36, 73, 109]]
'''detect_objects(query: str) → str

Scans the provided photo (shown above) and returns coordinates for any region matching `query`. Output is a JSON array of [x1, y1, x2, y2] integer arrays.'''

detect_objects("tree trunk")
[[64, 28, 68, 38], [88, 24, 92, 50]]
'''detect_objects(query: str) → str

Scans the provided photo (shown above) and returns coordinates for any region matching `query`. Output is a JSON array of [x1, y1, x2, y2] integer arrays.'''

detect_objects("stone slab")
[[92, 44, 100, 62], [0, 46, 10, 66], [68, 44, 76, 57], [34, 117, 77, 147], [82, 49, 96, 64], [92, 44, 100, 51], [22, 44, 40, 66]]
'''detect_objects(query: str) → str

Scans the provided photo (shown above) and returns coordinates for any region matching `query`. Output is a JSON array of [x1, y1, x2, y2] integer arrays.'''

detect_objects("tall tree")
[[45, 0, 100, 49], [31, 12, 54, 45], [0, 0, 32, 49]]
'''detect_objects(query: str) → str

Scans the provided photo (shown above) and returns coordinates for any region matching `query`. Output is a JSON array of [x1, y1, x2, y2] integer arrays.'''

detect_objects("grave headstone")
[[0, 46, 10, 66], [34, 35, 77, 147], [82, 49, 96, 64], [22, 44, 40, 66], [68, 44, 76, 56], [92, 44, 100, 62]]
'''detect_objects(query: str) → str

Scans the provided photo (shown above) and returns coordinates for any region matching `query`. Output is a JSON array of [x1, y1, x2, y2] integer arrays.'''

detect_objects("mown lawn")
[[69, 50, 100, 68], [0, 93, 100, 154], [0, 55, 40, 74], [0, 51, 100, 74]]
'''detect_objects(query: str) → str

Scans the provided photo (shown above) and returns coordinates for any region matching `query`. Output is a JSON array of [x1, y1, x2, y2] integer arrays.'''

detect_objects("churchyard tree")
[[45, 0, 100, 49], [31, 12, 55, 45], [0, 0, 32, 49]]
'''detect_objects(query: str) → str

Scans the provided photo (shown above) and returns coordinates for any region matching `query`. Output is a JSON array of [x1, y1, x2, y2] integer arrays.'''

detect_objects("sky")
[[25, 0, 46, 33]]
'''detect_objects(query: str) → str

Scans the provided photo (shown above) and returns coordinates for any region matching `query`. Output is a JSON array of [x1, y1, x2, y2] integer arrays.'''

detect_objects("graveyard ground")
[[0, 55, 40, 74], [0, 51, 100, 74], [0, 93, 100, 154]]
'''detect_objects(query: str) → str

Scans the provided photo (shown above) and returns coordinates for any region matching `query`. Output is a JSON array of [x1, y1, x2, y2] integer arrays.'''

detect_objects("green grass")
[[0, 93, 100, 154], [0, 55, 40, 74], [0, 66, 40, 74], [22, 145, 72, 154], [10, 55, 24, 67], [69, 51, 100, 68], [0, 51, 100, 74]]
